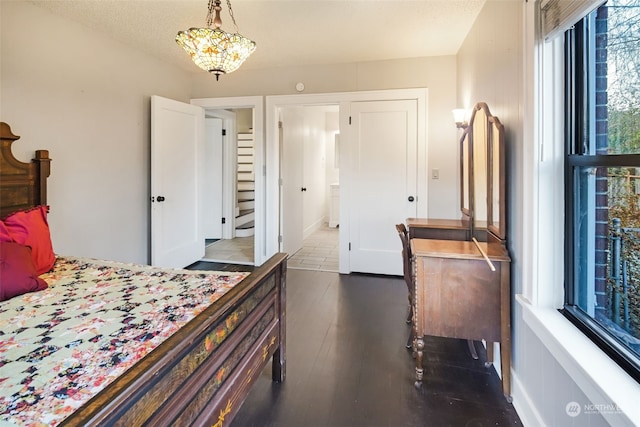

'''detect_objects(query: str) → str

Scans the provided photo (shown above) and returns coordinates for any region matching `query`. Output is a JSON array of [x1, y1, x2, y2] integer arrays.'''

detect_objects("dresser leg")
[[485, 341, 494, 368], [467, 339, 478, 360], [414, 336, 424, 388]]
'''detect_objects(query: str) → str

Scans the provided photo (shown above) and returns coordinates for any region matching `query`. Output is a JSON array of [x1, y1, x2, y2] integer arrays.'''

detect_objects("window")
[[563, 0, 640, 381]]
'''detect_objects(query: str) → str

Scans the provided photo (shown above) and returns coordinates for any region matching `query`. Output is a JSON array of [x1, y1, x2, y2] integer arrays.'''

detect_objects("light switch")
[[432, 168, 439, 179]]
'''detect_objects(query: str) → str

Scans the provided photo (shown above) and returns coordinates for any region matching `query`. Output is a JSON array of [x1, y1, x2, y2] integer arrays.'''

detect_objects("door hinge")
[[349, 242, 351, 251], [278, 235, 283, 243], [222, 217, 226, 224], [278, 121, 283, 129], [349, 116, 352, 125], [279, 178, 283, 186], [222, 129, 227, 136]]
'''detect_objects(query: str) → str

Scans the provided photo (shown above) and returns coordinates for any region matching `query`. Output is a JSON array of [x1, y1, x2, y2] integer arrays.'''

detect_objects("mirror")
[[460, 127, 471, 222], [488, 115, 506, 240], [457, 102, 505, 242], [470, 104, 488, 240]]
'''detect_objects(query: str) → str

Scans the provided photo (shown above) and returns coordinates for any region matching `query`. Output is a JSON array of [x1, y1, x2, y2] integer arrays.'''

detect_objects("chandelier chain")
[[206, 0, 216, 27], [226, 0, 240, 32]]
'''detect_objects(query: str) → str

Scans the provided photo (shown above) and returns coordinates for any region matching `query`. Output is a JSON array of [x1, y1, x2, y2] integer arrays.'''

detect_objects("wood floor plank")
[[183, 265, 524, 427]]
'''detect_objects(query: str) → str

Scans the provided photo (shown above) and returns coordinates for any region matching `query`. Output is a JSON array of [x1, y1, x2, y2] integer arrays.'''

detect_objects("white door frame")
[[191, 96, 265, 266], [266, 88, 428, 273]]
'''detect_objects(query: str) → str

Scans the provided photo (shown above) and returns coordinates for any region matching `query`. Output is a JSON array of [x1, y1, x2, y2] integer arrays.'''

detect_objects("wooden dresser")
[[406, 103, 511, 401], [410, 237, 511, 399]]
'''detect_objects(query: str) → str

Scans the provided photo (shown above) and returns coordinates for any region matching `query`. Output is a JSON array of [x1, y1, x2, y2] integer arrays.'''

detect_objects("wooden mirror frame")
[[459, 125, 472, 224], [457, 103, 505, 242], [487, 114, 506, 241]]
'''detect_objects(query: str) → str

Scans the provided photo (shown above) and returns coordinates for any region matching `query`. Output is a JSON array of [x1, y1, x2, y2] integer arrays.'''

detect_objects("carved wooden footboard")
[[62, 252, 287, 427]]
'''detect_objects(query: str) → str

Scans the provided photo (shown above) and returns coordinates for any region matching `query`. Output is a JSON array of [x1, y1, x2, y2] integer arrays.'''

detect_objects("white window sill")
[[518, 295, 640, 426]]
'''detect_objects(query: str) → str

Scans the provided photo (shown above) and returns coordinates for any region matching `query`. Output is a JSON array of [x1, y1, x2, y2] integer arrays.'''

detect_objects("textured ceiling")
[[28, 0, 486, 73]]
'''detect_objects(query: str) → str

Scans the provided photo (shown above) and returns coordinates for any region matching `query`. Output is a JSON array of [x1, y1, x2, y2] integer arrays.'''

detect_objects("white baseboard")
[[511, 370, 545, 427]]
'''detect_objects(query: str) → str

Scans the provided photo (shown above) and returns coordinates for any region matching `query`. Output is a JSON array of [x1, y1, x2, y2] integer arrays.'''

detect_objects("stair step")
[[238, 163, 253, 173], [236, 220, 254, 230], [235, 225, 254, 237], [238, 172, 255, 181], [238, 200, 254, 210], [238, 181, 255, 191], [238, 147, 254, 155], [236, 210, 255, 226], [238, 190, 255, 200]]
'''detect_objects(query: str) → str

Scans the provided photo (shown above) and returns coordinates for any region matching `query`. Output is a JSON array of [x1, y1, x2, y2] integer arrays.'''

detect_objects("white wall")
[[324, 111, 340, 221], [301, 107, 329, 236], [0, 1, 193, 264], [191, 56, 461, 220]]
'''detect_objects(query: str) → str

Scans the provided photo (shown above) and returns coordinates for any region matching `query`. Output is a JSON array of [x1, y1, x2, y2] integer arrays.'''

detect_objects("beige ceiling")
[[28, 0, 486, 74]]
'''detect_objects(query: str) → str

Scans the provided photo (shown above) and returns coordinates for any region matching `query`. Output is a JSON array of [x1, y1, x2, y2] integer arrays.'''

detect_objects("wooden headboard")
[[0, 122, 51, 218]]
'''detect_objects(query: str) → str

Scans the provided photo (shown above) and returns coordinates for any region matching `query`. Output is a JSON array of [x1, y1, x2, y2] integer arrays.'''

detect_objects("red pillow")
[[1, 206, 56, 275], [0, 241, 48, 301], [0, 221, 11, 242]]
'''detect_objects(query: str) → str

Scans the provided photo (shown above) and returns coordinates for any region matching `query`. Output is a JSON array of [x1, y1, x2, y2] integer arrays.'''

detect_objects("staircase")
[[236, 132, 255, 237]]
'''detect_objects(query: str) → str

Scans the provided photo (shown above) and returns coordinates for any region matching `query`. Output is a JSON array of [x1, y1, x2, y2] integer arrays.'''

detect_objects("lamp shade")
[[452, 108, 467, 125], [176, 27, 256, 78]]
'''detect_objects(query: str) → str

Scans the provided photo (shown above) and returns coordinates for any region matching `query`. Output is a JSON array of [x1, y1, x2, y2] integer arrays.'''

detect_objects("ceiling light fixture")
[[176, 0, 256, 80]]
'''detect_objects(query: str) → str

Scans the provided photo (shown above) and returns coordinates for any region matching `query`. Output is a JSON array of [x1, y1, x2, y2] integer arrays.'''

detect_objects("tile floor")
[[287, 224, 339, 272], [201, 224, 339, 272], [202, 236, 254, 265]]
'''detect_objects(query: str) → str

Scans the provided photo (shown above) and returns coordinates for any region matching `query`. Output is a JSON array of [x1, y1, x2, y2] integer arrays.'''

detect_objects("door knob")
[[301, 187, 307, 192], [408, 196, 415, 202], [157, 196, 166, 202]]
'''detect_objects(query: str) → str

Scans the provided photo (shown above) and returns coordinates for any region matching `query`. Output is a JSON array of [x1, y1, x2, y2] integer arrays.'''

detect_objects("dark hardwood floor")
[[188, 263, 522, 427]]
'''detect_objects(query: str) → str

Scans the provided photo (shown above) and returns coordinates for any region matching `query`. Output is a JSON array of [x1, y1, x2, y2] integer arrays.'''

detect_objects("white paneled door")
[[151, 95, 205, 268], [203, 117, 223, 240], [280, 107, 305, 256], [347, 99, 418, 275]]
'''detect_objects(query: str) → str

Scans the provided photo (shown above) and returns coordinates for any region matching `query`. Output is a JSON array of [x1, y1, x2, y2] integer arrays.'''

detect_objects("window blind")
[[541, 0, 605, 40]]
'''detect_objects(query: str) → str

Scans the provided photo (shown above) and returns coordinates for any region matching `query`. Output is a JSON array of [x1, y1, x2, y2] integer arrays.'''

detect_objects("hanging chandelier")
[[176, 0, 256, 80]]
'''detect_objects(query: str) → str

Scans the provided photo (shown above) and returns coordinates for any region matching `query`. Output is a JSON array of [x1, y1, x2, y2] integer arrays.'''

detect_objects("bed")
[[0, 121, 287, 426]]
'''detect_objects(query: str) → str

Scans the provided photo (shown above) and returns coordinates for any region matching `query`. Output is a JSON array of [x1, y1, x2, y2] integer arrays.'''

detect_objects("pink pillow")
[[1, 206, 56, 275], [0, 241, 48, 301]]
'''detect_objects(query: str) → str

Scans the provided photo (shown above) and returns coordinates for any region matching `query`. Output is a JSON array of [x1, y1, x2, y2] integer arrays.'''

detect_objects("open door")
[[203, 117, 223, 240], [151, 95, 205, 268], [280, 107, 305, 256]]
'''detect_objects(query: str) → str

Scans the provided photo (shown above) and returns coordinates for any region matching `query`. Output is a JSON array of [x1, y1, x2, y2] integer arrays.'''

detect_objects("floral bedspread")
[[0, 256, 249, 426]]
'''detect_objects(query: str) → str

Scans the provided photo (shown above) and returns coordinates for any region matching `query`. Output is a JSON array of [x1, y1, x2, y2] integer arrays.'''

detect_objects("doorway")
[[191, 96, 265, 266], [267, 89, 427, 275], [201, 107, 256, 265], [280, 105, 340, 272]]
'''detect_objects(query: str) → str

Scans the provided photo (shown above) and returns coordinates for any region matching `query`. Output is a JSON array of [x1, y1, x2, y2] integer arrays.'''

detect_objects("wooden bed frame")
[[0, 122, 287, 426]]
